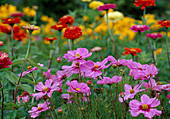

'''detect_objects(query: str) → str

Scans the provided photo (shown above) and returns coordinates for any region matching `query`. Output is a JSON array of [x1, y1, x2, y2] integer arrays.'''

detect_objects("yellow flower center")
[[38, 107, 42, 110], [43, 87, 48, 92], [94, 65, 98, 70], [75, 54, 81, 58], [142, 104, 148, 110], [157, 82, 162, 85], [130, 89, 134, 94], [76, 88, 80, 91], [75, 62, 80, 67], [57, 25, 63, 28], [27, 66, 32, 70], [130, 48, 136, 52]]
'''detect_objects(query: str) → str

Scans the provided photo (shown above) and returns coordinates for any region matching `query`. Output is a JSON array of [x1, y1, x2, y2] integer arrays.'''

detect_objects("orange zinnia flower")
[[134, 0, 156, 10], [59, 15, 74, 25], [44, 37, 57, 41], [2, 17, 20, 26], [64, 26, 82, 40], [158, 20, 170, 28], [123, 47, 142, 56], [0, 24, 11, 34], [51, 22, 68, 32]]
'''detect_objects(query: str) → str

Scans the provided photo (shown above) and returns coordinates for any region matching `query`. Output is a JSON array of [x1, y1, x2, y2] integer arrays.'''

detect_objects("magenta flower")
[[119, 92, 126, 103], [66, 80, 90, 93], [0, 51, 13, 69], [17, 91, 29, 103], [28, 102, 50, 118], [63, 48, 92, 62], [143, 79, 163, 92], [108, 56, 132, 66], [97, 76, 122, 85], [32, 79, 60, 100], [124, 84, 144, 100], [129, 94, 162, 119], [130, 25, 150, 32], [57, 56, 62, 63], [18, 63, 44, 77], [10, 12, 24, 18], [97, 4, 117, 11], [146, 33, 163, 40], [61, 93, 74, 103]]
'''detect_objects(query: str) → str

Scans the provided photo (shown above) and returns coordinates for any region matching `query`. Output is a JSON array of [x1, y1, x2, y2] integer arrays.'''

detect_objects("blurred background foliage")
[[0, 0, 169, 21]]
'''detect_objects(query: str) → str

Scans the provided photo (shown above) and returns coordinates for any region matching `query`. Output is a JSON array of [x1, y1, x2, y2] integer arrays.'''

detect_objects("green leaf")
[[6, 71, 18, 84], [12, 58, 25, 65], [5, 110, 17, 119], [21, 78, 34, 84], [27, 58, 46, 70], [18, 84, 33, 94], [4, 102, 17, 108]]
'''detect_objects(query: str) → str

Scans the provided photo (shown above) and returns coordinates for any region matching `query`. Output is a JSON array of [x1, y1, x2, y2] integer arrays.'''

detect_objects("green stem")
[[11, 26, 14, 72], [77, 94, 85, 119], [0, 83, 4, 119], [153, 40, 157, 61], [68, 39, 72, 50], [31, 73, 36, 105], [71, 39, 74, 50], [25, 32, 32, 59], [142, 8, 146, 25], [106, 11, 119, 58], [48, 97, 58, 119]]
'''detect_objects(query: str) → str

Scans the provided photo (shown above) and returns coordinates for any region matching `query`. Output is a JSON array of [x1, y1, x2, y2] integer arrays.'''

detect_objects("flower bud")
[[57, 108, 63, 114], [57, 88, 63, 93], [43, 95, 47, 100], [87, 80, 92, 85], [57, 56, 62, 63]]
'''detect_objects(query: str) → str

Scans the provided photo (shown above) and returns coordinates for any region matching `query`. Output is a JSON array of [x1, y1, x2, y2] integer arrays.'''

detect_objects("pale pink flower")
[[28, 102, 50, 118], [130, 25, 150, 32], [90, 47, 102, 52], [66, 80, 90, 93], [32, 79, 60, 100], [129, 94, 162, 119], [97, 4, 117, 11], [63, 48, 92, 62], [17, 91, 29, 103], [143, 79, 163, 92], [97, 76, 122, 85]]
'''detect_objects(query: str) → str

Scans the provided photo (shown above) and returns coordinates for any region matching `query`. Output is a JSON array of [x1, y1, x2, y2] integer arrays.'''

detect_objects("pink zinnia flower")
[[97, 76, 122, 85], [129, 94, 162, 119], [146, 33, 163, 40], [97, 4, 117, 11], [18, 63, 44, 77], [130, 25, 150, 32], [143, 79, 163, 92], [124, 84, 144, 100], [32, 79, 60, 100], [66, 80, 90, 93], [17, 91, 29, 103], [0, 41, 4, 46], [0, 51, 13, 69], [90, 47, 102, 52], [10, 12, 24, 18], [28, 102, 50, 118], [63, 48, 92, 62]]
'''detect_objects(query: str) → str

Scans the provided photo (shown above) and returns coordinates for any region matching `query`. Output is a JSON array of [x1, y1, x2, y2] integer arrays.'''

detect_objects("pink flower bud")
[[57, 88, 63, 93], [57, 108, 63, 114], [87, 80, 92, 85], [57, 56, 62, 63]]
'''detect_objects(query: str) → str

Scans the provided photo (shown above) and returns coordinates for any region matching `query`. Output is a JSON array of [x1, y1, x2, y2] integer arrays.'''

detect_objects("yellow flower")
[[156, 48, 162, 55], [0, 4, 17, 18], [41, 15, 49, 22], [23, 7, 36, 17], [83, 16, 89, 21], [44, 40, 50, 45], [32, 26, 40, 35], [95, 15, 100, 21], [104, 11, 124, 23], [82, 0, 91, 2], [89, 1, 104, 9], [101, 9, 114, 16], [95, 22, 113, 35], [19, 20, 29, 26], [144, 14, 159, 30]]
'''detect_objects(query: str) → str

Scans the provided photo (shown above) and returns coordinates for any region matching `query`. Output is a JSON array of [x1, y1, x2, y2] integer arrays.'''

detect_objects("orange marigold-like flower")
[[64, 26, 82, 40], [2, 17, 20, 26], [158, 20, 170, 28], [13, 29, 28, 41], [51, 22, 68, 32], [59, 15, 74, 25], [123, 47, 142, 56], [44, 37, 57, 41], [134, 0, 156, 10], [0, 24, 11, 34]]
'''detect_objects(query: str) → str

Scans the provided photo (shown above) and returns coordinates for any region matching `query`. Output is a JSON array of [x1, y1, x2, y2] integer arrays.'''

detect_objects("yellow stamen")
[[157, 82, 162, 85], [142, 104, 148, 110], [130, 48, 136, 52], [38, 107, 42, 110], [75, 54, 80, 58], [76, 88, 80, 91], [43, 87, 48, 92], [94, 65, 98, 70], [130, 89, 134, 94], [27, 66, 32, 70]]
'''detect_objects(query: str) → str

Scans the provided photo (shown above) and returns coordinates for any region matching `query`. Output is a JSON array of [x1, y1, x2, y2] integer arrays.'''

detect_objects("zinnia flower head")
[[129, 94, 162, 119], [89, 1, 104, 9], [59, 15, 74, 25], [123, 47, 142, 56], [146, 33, 163, 40], [10, 12, 24, 18], [97, 76, 122, 85], [64, 25, 82, 40], [0, 24, 11, 34], [44, 37, 57, 42], [51, 22, 68, 32], [97, 4, 117, 11], [28, 102, 50, 118], [2, 17, 20, 26], [134, 0, 156, 10], [23, 24, 39, 32], [66, 80, 90, 93], [104, 11, 124, 23], [0, 51, 13, 69], [158, 20, 170, 28], [130, 25, 150, 32]]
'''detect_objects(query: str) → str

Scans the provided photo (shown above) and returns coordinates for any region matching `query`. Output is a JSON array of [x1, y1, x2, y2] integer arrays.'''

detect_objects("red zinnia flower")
[[10, 12, 24, 18], [0, 24, 11, 34], [13, 29, 28, 41], [123, 47, 142, 56], [0, 51, 13, 69], [158, 20, 170, 28], [64, 26, 82, 40], [44, 37, 57, 41], [59, 15, 74, 25], [134, 0, 156, 10], [97, 4, 117, 11], [51, 22, 68, 32], [0, 41, 4, 46], [2, 17, 20, 26]]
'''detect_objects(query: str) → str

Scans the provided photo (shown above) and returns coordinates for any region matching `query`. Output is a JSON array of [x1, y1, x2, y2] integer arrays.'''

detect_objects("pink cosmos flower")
[[56, 70, 71, 80], [10, 12, 24, 18], [90, 47, 102, 52], [0, 41, 4, 46], [162, 84, 170, 90], [18, 63, 44, 77], [97, 76, 122, 85], [28, 102, 50, 118], [61, 93, 74, 103], [146, 33, 163, 40], [107, 56, 132, 66], [97, 4, 117, 11], [143, 79, 163, 92], [124, 84, 144, 100], [63, 48, 92, 62], [17, 91, 29, 103], [130, 25, 150, 32], [66, 80, 90, 93], [0, 51, 13, 69], [119, 92, 126, 103], [32, 79, 60, 100], [129, 94, 162, 119]]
